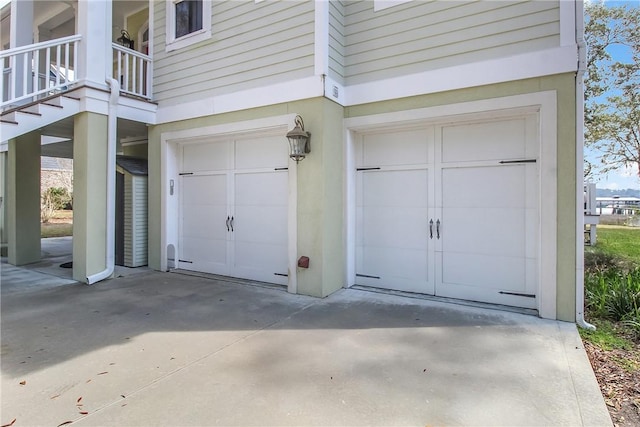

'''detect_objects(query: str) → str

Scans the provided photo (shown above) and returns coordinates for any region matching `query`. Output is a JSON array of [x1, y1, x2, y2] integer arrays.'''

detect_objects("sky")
[[585, 0, 640, 190]]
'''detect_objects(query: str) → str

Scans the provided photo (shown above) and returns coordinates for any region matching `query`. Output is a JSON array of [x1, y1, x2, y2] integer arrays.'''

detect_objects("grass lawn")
[[585, 225, 640, 271], [590, 225, 640, 262], [41, 210, 73, 238]]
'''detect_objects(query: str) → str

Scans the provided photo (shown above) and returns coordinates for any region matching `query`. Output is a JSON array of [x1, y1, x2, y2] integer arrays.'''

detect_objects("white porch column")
[[76, 0, 112, 87], [10, 0, 35, 99]]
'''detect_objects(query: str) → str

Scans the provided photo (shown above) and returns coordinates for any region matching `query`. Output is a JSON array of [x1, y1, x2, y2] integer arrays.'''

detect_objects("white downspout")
[[575, 0, 595, 330], [86, 78, 119, 284]]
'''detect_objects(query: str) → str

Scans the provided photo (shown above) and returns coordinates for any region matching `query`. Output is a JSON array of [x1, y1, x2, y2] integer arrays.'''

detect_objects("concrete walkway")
[[1, 241, 612, 426]]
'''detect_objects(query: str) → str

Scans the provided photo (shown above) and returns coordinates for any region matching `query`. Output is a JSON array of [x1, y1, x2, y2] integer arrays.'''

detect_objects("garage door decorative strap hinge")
[[356, 273, 381, 279], [498, 159, 536, 164], [179, 259, 193, 263], [179, 172, 194, 175], [357, 167, 381, 171], [499, 291, 535, 298]]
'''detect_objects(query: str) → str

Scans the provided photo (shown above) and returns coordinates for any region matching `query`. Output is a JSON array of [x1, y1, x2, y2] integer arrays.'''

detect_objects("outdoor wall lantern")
[[286, 115, 311, 163], [117, 29, 134, 49]]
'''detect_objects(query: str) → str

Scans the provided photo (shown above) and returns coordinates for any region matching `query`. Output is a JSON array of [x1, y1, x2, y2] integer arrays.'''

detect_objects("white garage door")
[[178, 134, 289, 285], [355, 115, 538, 309]]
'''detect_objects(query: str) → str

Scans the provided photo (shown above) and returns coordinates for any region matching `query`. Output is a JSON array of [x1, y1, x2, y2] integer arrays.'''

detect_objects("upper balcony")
[[0, 0, 152, 111]]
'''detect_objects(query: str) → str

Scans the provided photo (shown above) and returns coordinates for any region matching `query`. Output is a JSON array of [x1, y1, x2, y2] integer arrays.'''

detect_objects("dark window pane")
[[175, 0, 203, 39]]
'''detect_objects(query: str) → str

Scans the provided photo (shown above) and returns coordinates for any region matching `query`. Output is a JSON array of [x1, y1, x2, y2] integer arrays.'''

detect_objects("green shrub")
[[585, 271, 610, 318], [586, 267, 640, 323]]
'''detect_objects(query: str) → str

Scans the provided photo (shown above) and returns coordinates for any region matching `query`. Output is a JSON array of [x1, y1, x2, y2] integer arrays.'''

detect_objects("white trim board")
[[345, 46, 577, 106], [156, 76, 324, 124], [344, 91, 558, 320], [560, 0, 577, 47]]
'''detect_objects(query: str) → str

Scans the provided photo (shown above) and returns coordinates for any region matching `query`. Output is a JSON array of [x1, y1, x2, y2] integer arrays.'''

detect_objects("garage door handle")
[[429, 219, 434, 239], [436, 219, 441, 239], [226, 216, 230, 232]]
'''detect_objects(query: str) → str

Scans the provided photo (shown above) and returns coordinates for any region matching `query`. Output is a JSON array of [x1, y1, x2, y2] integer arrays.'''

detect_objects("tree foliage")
[[584, 2, 640, 180], [41, 187, 72, 223]]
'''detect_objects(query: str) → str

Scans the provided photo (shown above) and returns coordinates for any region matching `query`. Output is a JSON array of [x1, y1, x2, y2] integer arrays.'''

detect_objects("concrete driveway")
[[2, 248, 611, 426]]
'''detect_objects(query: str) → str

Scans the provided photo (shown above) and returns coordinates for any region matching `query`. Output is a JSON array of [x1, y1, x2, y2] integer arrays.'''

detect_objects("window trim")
[[165, 0, 211, 52]]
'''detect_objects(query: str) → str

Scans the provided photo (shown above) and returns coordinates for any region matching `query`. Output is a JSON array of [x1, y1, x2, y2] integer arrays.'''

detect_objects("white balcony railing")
[[584, 182, 597, 215], [112, 43, 152, 100], [1, 35, 81, 109]]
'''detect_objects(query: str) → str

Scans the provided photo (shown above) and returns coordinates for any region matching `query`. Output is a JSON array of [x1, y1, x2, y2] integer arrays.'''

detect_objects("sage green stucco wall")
[[148, 97, 345, 298], [290, 98, 345, 297], [345, 73, 578, 322], [7, 132, 41, 265], [73, 112, 109, 282]]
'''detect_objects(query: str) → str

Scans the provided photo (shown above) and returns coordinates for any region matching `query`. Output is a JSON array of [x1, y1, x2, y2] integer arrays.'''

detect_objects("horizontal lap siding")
[[124, 176, 148, 268], [329, 1, 346, 83], [124, 176, 133, 266], [343, 0, 560, 85], [153, 0, 315, 106], [133, 178, 148, 267]]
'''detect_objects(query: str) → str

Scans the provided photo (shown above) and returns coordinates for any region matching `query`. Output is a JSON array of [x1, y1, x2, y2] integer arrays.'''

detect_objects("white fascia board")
[[156, 76, 324, 124], [345, 46, 578, 106]]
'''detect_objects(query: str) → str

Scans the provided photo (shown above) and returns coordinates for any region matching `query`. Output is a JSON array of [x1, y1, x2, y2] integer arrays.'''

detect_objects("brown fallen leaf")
[[79, 411, 88, 415], [76, 397, 82, 404], [85, 379, 92, 383], [1, 418, 17, 427], [19, 380, 26, 385], [50, 394, 61, 400], [56, 421, 73, 427], [97, 371, 108, 375]]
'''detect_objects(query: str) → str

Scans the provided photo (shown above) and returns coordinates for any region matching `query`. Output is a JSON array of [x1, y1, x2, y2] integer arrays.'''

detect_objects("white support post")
[[76, 0, 112, 88], [10, 0, 34, 100]]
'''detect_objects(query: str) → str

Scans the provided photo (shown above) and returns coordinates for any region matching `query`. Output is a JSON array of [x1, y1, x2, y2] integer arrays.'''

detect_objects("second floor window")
[[166, 0, 211, 51], [175, 0, 203, 39]]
